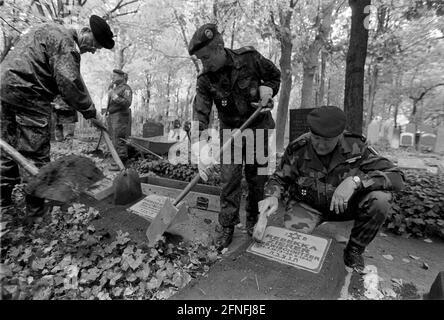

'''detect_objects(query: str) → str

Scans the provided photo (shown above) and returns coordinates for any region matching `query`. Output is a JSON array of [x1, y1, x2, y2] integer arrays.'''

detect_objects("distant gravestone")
[[143, 120, 164, 138], [400, 133, 414, 147], [420, 133, 437, 152], [289, 108, 315, 142], [367, 120, 381, 144], [435, 126, 444, 153]]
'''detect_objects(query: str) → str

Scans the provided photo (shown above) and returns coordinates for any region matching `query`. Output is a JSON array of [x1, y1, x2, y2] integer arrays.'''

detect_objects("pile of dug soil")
[[26, 155, 104, 202]]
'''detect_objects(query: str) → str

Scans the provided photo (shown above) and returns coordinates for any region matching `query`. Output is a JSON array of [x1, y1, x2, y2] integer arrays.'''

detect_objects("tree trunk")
[[272, 0, 297, 153], [275, 34, 293, 154], [319, 51, 327, 106], [365, 63, 378, 129], [300, 1, 335, 110], [343, 0, 371, 135], [300, 60, 317, 109]]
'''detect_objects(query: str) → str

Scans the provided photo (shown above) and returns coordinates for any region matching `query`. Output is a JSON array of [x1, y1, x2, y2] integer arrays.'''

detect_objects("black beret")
[[113, 69, 125, 75], [188, 23, 220, 55], [307, 106, 346, 138], [89, 15, 114, 49]]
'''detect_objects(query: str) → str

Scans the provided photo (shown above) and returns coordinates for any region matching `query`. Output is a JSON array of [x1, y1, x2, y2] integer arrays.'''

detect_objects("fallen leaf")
[[409, 255, 420, 260], [402, 258, 410, 263], [424, 239, 433, 243], [123, 287, 134, 296], [422, 262, 429, 270], [379, 232, 388, 237], [391, 278, 403, 286], [382, 254, 394, 261]]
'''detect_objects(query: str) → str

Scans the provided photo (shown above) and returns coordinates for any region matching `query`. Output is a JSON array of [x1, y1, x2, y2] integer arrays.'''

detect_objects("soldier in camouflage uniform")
[[188, 24, 281, 249], [106, 69, 133, 169], [260, 106, 405, 271], [51, 96, 79, 141], [0, 15, 114, 218]]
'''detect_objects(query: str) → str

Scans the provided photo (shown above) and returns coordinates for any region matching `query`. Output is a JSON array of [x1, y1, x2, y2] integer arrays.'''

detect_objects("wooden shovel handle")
[[173, 104, 264, 206], [102, 130, 125, 170], [0, 138, 39, 176]]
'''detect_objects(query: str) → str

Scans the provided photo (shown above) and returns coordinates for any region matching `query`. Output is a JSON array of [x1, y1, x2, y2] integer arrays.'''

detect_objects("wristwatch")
[[352, 176, 362, 189]]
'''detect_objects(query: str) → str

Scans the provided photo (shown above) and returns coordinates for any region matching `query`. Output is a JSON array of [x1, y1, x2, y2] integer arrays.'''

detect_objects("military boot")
[[215, 225, 234, 251], [344, 241, 365, 272], [245, 215, 258, 237]]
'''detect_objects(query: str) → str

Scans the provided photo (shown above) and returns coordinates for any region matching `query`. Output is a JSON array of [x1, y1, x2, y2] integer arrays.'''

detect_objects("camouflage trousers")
[[219, 129, 269, 227], [107, 112, 130, 161], [284, 191, 392, 248], [0, 101, 50, 214]]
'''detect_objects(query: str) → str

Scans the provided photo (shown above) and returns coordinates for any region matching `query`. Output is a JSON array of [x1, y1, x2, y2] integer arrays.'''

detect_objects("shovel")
[[145, 103, 266, 246], [92, 120, 143, 205], [0, 138, 104, 203], [86, 130, 104, 157]]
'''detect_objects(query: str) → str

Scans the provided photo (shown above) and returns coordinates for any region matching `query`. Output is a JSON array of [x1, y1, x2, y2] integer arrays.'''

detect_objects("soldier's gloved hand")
[[259, 85, 274, 112], [258, 196, 279, 217], [330, 176, 358, 214], [81, 104, 97, 120], [191, 141, 217, 182]]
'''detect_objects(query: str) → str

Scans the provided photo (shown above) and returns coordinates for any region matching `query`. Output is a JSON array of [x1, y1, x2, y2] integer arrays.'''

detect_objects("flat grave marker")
[[128, 194, 175, 221], [247, 226, 331, 274]]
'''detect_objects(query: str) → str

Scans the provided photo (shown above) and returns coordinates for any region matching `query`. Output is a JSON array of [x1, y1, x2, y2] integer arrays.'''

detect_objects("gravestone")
[[289, 108, 315, 142], [247, 226, 331, 274], [420, 133, 437, 152], [435, 126, 444, 154], [367, 120, 381, 144], [128, 194, 176, 221], [143, 120, 164, 138], [400, 133, 414, 147]]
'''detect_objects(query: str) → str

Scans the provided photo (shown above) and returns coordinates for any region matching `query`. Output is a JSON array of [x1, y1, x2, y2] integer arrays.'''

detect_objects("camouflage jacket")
[[0, 23, 93, 115], [264, 132, 405, 212], [193, 46, 281, 132], [107, 82, 133, 114]]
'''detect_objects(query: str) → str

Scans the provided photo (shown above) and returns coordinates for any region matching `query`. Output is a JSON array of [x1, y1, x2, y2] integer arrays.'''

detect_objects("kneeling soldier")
[[259, 106, 405, 272]]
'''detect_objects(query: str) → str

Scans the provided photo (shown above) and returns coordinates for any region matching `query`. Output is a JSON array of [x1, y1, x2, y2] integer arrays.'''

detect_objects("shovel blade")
[[252, 213, 268, 243], [146, 200, 188, 247], [113, 168, 143, 205]]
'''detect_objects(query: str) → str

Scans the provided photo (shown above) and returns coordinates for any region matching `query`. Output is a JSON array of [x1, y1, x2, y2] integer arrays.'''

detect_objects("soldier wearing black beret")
[[260, 106, 405, 272], [106, 69, 132, 169], [0, 15, 114, 220], [188, 23, 281, 250]]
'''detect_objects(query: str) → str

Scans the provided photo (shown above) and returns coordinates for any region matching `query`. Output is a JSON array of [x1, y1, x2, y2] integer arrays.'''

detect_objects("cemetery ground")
[[1, 137, 443, 300]]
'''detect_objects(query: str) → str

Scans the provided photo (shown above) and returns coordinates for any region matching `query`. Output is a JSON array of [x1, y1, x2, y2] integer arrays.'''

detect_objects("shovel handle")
[[173, 104, 264, 206], [0, 138, 39, 176], [102, 130, 125, 170]]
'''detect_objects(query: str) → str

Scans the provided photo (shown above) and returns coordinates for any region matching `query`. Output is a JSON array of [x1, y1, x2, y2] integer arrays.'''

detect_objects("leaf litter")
[[1, 200, 221, 300]]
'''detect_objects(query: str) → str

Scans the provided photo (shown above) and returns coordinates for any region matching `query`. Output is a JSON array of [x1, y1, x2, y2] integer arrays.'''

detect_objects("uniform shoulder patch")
[[286, 133, 310, 153], [233, 46, 256, 55]]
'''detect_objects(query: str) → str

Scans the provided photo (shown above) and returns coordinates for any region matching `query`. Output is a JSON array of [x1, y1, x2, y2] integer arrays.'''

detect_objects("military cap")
[[89, 15, 114, 49], [188, 23, 220, 55], [113, 69, 125, 75], [307, 106, 346, 138]]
